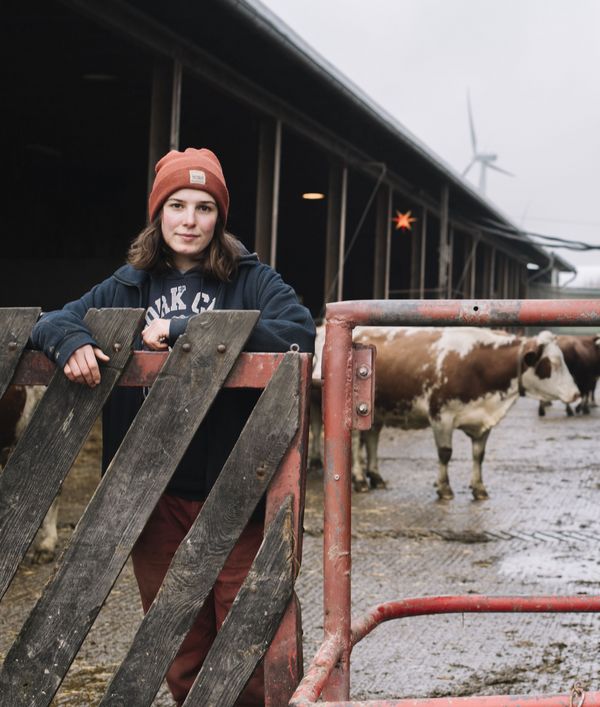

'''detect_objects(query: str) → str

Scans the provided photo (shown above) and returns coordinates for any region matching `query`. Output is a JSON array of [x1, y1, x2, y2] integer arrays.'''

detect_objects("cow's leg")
[[538, 400, 550, 416], [431, 423, 454, 500], [32, 497, 59, 564], [308, 397, 323, 470], [363, 423, 386, 489], [566, 403, 574, 416], [351, 430, 369, 492], [467, 429, 491, 501], [581, 393, 591, 414]]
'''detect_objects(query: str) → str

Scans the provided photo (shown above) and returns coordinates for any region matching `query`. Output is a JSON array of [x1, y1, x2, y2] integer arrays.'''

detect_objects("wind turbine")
[[462, 92, 514, 194]]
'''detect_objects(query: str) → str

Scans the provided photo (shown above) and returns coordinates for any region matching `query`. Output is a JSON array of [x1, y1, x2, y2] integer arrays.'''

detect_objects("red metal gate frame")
[[293, 299, 600, 707]]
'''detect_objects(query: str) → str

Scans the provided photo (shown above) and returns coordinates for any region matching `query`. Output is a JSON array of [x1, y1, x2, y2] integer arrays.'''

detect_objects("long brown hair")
[[127, 217, 242, 281]]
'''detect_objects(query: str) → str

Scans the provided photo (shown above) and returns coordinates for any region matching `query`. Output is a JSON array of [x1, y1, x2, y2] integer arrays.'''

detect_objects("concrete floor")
[[1, 396, 599, 704]]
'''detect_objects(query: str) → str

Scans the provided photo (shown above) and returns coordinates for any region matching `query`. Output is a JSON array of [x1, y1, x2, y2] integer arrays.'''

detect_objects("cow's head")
[[520, 331, 579, 403]]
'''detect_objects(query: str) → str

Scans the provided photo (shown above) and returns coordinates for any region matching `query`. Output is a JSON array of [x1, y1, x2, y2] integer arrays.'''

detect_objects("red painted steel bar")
[[326, 299, 600, 328], [11, 350, 288, 388], [322, 320, 354, 700], [290, 633, 344, 704], [291, 595, 600, 705], [291, 693, 600, 706], [350, 595, 600, 644]]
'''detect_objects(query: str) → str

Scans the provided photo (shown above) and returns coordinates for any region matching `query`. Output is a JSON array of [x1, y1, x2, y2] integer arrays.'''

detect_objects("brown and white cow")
[[538, 334, 600, 416], [0, 385, 57, 562], [311, 327, 579, 500]]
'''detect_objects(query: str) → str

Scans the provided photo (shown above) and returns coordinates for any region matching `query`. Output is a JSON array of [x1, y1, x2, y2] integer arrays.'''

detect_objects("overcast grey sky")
[[259, 0, 600, 284]]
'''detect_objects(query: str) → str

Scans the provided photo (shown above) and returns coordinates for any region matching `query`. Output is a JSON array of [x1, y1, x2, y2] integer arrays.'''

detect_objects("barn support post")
[[419, 208, 428, 299], [373, 184, 391, 299], [469, 236, 479, 298], [446, 226, 454, 298], [489, 247, 497, 297], [409, 213, 420, 298], [503, 256, 510, 298], [255, 117, 282, 267], [169, 59, 183, 150], [321, 320, 353, 700], [169, 59, 182, 151], [147, 57, 174, 195], [437, 184, 450, 298], [324, 160, 348, 306], [480, 241, 491, 297]]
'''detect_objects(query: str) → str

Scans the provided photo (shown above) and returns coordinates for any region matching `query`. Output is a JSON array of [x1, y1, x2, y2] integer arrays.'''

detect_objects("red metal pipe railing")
[[326, 299, 600, 328], [291, 595, 600, 705], [322, 320, 354, 699], [319, 299, 600, 703], [292, 693, 600, 706]]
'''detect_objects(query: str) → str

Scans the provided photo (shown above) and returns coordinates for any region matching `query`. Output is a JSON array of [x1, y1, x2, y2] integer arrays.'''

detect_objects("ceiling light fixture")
[[302, 192, 325, 200]]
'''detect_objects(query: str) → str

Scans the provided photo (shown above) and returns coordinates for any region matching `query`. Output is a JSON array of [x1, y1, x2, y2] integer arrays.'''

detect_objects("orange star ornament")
[[392, 210, 417, 231]]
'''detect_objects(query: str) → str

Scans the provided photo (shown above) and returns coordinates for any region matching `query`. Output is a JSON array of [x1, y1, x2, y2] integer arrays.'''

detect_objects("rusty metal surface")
[[325, 299, 600, 328], [290, 693, 600, 706], [352, 345, 376, 431], [322, 321, 354, 700], [11, 350, 290, 388]]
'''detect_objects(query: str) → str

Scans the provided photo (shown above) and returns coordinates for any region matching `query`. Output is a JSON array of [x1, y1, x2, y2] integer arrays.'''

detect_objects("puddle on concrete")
[[499, 549, 600, 585]]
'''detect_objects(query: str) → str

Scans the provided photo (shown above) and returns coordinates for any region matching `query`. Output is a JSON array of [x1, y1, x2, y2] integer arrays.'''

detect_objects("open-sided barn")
[[2, 0, 574, 315]]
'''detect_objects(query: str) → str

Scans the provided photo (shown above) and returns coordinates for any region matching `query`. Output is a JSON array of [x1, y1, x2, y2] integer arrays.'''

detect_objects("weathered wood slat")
[[0, 308, 41, 397], [184, 496, 295, 707], [100, 353, 301, 706], [0, 308, 144, 601], [0, 310, 259, 707]]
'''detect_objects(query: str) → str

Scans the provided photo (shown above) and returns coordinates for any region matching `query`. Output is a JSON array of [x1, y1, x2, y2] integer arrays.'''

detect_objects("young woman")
[[31, 147, 316, 706]]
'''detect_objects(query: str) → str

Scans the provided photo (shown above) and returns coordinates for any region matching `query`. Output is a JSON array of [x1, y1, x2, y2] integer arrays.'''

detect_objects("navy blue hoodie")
[[31, 250, 315, 501]]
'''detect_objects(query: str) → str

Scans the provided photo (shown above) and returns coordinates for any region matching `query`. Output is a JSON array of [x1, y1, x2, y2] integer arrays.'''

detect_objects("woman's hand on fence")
[[63, 345, 110, 387], [142, 319, 170, 351]]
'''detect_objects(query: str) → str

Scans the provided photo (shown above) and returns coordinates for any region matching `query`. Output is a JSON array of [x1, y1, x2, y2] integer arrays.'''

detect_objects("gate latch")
[[352, 343, 376, 431]]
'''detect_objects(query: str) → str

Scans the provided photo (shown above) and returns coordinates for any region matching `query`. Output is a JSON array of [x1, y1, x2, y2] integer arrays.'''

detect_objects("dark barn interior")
[[1, 0, 571, 317]]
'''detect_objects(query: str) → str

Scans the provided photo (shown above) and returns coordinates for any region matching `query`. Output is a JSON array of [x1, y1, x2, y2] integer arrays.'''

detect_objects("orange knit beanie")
[[148, 147, 229, 224]]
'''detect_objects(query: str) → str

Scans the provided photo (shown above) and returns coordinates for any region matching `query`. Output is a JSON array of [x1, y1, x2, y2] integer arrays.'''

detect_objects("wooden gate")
[[0, 307, 312, 706]]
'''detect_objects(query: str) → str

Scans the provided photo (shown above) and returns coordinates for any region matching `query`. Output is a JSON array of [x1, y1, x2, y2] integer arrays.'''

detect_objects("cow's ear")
[[521, 340, 543, 368]]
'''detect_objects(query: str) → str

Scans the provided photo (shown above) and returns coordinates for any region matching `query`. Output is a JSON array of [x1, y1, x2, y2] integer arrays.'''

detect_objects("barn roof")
[[126, 0, 573, 273]]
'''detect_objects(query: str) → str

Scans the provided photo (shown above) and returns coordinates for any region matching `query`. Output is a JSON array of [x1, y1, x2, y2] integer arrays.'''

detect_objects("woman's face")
[[161, 188, 219, 271]]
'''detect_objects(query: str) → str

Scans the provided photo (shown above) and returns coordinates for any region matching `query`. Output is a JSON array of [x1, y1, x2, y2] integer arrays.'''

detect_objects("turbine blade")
[[462, 158, 476, 177], [488, 163, 514, 177], [467, 90, 478, 152]]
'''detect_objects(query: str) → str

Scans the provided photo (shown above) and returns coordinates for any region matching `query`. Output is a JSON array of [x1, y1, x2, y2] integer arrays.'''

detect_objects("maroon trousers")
[[131, 494, 264, 706]]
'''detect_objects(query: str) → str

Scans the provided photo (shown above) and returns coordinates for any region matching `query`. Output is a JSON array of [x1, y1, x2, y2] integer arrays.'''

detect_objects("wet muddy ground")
[[2, 396, 600, 704]]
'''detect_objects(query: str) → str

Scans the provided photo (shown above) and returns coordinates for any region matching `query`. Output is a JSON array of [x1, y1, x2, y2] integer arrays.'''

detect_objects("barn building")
[[2, 0, 574, 316]]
